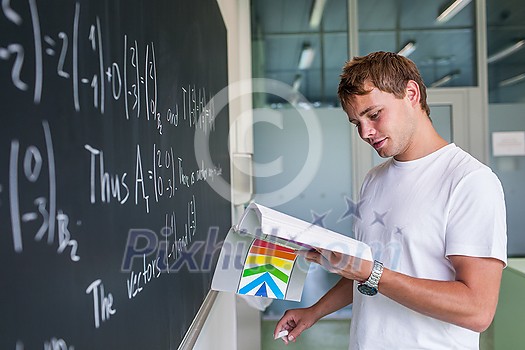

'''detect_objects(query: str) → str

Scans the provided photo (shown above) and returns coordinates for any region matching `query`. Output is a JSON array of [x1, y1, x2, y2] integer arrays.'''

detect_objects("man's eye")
[[370, 112, 379, 120]]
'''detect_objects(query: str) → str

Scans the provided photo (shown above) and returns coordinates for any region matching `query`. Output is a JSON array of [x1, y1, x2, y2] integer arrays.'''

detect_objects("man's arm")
[[273, 277, 354, 343], [307, 250, 504, 332], [379, 255, 504, 332]]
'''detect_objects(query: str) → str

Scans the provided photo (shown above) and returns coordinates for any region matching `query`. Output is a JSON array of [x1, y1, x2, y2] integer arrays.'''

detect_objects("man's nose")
[[358, 121, 375, 139]]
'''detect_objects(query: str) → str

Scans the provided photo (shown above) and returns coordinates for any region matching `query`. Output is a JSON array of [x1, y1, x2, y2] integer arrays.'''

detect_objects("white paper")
[[211, 203, 372, 302], [492, 131, 525, 156], [240, 203, 372, 260]]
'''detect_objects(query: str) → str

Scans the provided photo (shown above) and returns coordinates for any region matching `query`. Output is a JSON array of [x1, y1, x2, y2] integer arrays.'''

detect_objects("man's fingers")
[[274, 317, 292, 339], [274, 315, 300, 341], [286, 321, 310, 343], [319, 249, 358, 271], [296, 249, 321, 263]]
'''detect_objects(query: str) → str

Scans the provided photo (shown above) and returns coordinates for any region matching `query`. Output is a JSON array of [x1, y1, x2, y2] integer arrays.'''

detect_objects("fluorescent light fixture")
[[488, 39, 525, 64], [297, 101, 313, 110], [398, 41, 417, 57], [309, 0, 328, 29], [436, 0, 472, 24], [499, 73, 525, 87], [430, 70, 460, 87], [298, 43, 315, 70], [292, 74, 302, 91]]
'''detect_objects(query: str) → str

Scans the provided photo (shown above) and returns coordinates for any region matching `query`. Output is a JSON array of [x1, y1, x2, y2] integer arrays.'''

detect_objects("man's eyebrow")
[[359, 105, 380, 117]]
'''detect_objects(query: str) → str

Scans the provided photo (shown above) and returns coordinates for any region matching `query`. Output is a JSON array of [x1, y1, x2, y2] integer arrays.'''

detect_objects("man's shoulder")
[[440, 146, 503, 195], [362, 158, 394, 182], [442, 146, 491, 176]]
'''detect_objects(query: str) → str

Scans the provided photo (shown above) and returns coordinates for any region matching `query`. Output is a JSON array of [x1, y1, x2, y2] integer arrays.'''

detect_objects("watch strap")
[[364, 260, 383, 289], [357, 260, 384, 296]]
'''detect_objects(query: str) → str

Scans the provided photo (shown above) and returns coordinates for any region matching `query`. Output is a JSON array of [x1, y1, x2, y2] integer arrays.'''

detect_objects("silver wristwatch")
[[357, 260, 383, 296]]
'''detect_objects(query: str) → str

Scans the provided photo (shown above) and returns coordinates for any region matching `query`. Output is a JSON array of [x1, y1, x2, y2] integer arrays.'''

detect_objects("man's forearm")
[[310, 277, 354, 319], [378, 256, 504, 332]]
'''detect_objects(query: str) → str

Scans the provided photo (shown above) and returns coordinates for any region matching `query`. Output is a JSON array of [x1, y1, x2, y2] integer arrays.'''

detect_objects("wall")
[[253, 107, 353, 236], [488, 103, 525, 256], [253, 107, 355, 319]]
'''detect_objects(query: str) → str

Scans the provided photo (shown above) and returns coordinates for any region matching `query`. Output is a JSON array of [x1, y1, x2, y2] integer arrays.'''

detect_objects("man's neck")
[[394, 116, 449, 162]]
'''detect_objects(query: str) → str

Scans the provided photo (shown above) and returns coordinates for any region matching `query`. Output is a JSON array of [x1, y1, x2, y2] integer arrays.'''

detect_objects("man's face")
[[346, 82, 418, 161]]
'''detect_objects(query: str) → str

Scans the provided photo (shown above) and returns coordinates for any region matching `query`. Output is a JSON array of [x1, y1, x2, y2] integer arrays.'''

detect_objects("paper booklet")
[[211, 202, 372, 302]]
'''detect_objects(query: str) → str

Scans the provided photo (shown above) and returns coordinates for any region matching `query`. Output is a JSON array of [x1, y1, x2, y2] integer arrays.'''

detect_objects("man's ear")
[[405, 80, 421, 107]]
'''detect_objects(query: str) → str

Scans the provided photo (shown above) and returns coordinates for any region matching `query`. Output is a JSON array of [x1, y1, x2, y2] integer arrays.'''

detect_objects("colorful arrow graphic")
[[237, 239, 297, 299]]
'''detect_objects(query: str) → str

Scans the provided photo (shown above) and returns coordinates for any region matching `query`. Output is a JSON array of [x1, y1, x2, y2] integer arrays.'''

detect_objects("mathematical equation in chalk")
[[84, 143, 221, 214], [0, 0, 218, 136], [3, 120, 220, 256], [8, 120, 80, 261]]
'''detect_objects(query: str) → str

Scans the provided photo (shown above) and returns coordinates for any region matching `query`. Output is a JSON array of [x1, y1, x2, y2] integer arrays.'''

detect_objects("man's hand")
[[273, 307, 321, 344], [273, 276, 355, 344], [297, 248, 373, 282]]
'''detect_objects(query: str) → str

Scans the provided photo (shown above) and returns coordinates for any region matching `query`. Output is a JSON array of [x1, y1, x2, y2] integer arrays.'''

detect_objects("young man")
[[274, 51, 507, 349]]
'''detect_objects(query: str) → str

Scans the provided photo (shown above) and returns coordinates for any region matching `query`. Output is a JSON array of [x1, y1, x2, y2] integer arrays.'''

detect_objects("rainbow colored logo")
[[237, 239, 297, 299]]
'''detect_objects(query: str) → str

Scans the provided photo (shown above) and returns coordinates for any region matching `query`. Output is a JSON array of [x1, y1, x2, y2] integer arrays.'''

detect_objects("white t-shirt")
[[349, 144, 507, 350]]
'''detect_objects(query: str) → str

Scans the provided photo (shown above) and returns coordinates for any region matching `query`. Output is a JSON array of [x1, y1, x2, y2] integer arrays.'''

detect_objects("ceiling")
[[250, 0, 525, 107]]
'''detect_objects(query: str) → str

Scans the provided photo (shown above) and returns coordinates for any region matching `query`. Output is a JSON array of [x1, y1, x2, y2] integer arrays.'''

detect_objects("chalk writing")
[[178, 158, 222, 188], [86, 279, 116, 329], [126, 254, 162, 300], [85, 144, 130, 205], [0, 0, 229, 346], [14, 338, 75, 350], [9, 121, 80, 261], [1, 1, 216, 136]]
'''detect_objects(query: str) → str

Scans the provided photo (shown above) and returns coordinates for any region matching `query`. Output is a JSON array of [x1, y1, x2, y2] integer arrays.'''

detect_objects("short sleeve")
[[445, 168, 507, 265]]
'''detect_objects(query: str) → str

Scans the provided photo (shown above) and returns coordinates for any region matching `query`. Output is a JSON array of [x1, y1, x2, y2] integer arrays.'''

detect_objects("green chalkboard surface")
[[0, 0, 231, 348]]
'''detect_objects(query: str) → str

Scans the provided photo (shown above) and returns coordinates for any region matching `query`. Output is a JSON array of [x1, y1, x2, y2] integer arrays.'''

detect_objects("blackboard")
[[0, 0, 231, 348]]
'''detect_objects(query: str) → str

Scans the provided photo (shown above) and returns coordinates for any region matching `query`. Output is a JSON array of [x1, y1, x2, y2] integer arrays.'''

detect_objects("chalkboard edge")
[[177, 289, 220, 349]]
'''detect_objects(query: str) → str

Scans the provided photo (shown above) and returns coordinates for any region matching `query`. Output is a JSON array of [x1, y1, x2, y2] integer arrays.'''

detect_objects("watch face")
[[357, 283, 378, 296]]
